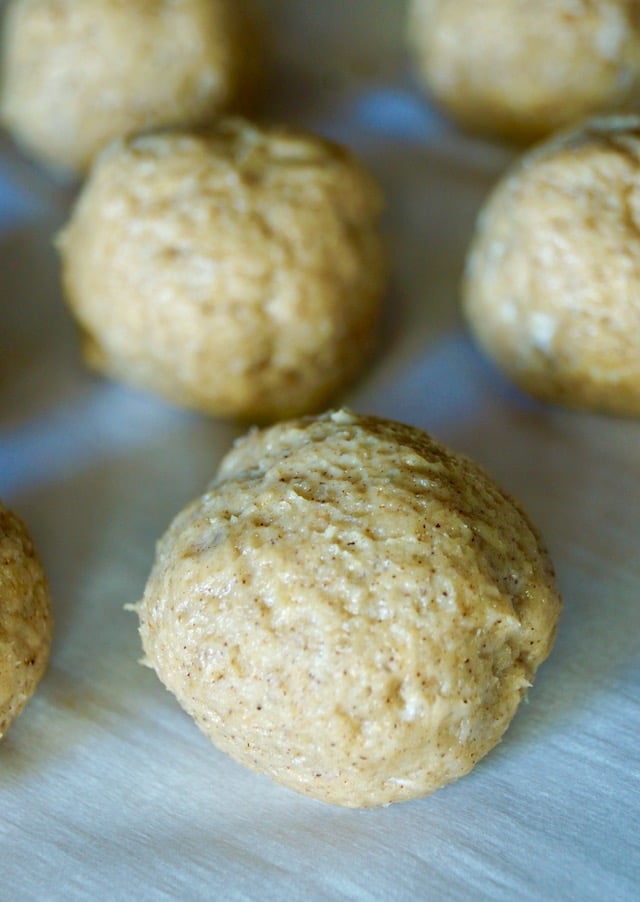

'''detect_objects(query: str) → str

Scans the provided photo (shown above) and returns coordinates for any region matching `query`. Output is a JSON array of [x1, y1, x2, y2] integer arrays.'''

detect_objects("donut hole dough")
[[0, 503, 52, 738], [57, 119, 386, 422], [463, 115, 640, 415], [407, 0, 640, 143], [0, 0, 262, 173], [134, 409, 562, 808]]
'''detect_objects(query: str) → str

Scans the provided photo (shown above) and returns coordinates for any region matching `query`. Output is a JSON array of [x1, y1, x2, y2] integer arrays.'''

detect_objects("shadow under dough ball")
[[0, 0, 262, 173], [0, 502, 52, 738], [57, 118, 387, 422], [407, 0, 640, 143], [134, 409, 562, 808], [464, 115, 640, 415]]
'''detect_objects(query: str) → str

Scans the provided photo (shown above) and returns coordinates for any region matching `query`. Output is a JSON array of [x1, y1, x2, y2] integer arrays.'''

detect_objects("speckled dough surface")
[[0, 0, 261, 172], [0, 502, 52, 738], [57, 120, 386, 421], [463, 115, 640, 415], [135, 410, 561, 807], [407, 0, 640, 142]]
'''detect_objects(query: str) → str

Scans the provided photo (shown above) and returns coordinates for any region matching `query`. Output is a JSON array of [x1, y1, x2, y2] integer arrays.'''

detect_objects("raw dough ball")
[[463, 115, 640, 415], [0, 502, 52, 738], [135, 409, 561, 808], [0, 0, 261, 173], [407, 0, 640, 143], [57, 120, 386, 422]]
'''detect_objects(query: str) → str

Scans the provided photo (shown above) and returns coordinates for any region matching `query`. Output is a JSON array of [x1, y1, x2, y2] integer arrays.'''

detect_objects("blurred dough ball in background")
[[463, 115, 640, 415], [135, 409, 562, 808], [0, 0, 263, 174], [407, 0, 640, 143], [0, 502, 52, 739], [57, 119, 387, 422]]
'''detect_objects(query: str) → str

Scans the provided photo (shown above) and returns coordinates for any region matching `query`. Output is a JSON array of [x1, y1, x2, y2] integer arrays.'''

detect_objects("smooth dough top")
[[0, 502, 52, 738], [57, 119, 386, 422], [408, 0, 640, 142], [464, 115, 640, 415], [0, 0, 261, 172], [136, 410, 561, 807]]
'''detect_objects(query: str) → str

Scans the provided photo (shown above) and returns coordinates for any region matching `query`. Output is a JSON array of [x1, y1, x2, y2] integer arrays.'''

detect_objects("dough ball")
[[0, 0, 262, 173], [463, 115, 640, 415], [0, 502, 52, 738], [407, 0, 640, 143], [135, 409, 561, 807], [57, 120, 386, 422]]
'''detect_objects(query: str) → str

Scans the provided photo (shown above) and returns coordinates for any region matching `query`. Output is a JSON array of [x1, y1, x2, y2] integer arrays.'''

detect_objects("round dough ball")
[[407, 0, 640, 143], [0, 502, 52, 738], [463, 115, 640, 415], [0, 0, 261, 173], [57, 120, 386, 422], [135, 409, 561, 807]]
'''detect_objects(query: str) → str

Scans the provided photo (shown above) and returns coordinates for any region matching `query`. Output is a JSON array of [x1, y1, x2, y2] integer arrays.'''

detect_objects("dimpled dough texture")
[[464, 116, 640, 415], [407, 0, 640, 143], [135, 410, 561, 808], [0, 503, 52, 738], [57, 120, 386, 422], [0, 0, 260, 173]]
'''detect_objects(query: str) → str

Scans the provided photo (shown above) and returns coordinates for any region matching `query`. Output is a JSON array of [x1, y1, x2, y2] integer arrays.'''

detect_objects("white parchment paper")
[[1, 2, 638, 899]]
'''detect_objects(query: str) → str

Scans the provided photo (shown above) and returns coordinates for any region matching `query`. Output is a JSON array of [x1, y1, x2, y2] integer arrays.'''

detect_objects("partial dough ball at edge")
[[0, 0, 263, 173], [407, 0, 640, 143], [463, 114, 640, 415], [0, 502, 52, 739]]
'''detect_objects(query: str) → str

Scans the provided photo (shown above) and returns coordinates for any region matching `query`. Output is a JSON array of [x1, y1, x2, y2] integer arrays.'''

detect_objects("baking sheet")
[[1, 2, 639, 898]]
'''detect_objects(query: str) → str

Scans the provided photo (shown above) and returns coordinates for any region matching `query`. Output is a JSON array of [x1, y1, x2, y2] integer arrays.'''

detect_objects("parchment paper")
[[1, 2, 638, 899]]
